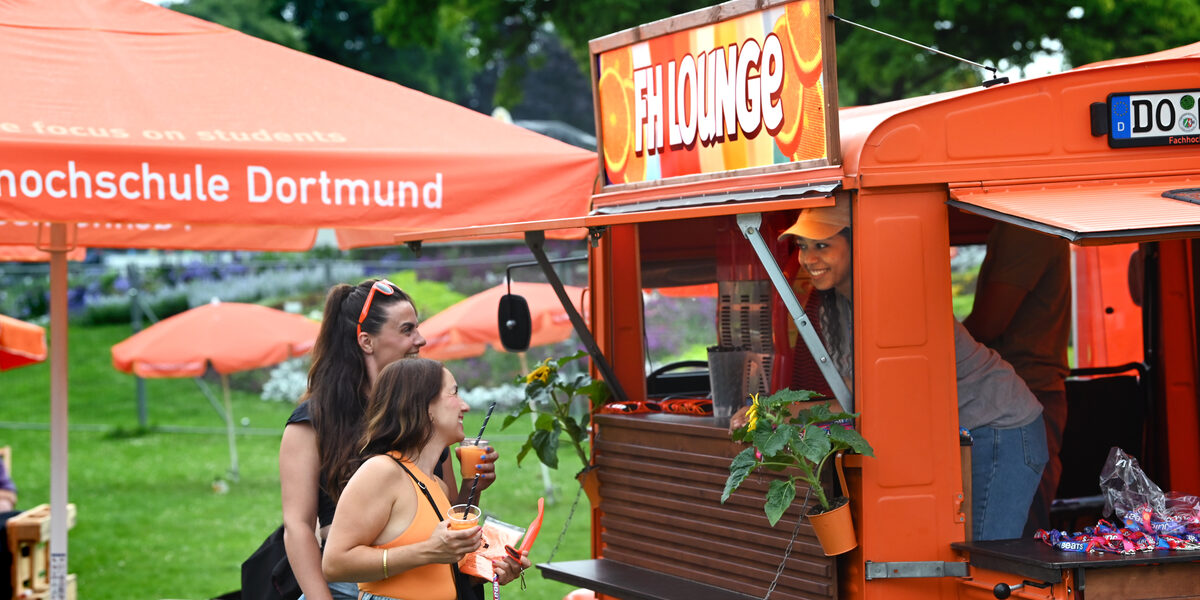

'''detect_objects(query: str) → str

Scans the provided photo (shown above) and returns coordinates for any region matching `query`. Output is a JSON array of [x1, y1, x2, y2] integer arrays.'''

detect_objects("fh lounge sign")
[[591, 0, 840, 187]]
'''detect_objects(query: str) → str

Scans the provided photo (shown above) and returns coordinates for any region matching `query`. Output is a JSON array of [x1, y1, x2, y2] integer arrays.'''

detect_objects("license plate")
[[1108, 88, 1200, 148]]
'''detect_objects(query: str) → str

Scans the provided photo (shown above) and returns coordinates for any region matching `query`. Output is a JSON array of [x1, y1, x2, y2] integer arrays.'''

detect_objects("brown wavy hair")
[[301, 279, 415, 503], [355, 358, 446, 476]]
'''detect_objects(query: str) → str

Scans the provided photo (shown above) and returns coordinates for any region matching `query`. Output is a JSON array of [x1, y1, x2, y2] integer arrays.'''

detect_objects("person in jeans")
[[773, 199, 1048, 540], [965, 222, 1070, 535]]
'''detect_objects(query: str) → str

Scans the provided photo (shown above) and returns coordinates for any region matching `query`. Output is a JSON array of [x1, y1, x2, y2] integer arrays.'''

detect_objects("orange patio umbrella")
[[1, 0, 595, 581], [0, 244, 87, 262], [0, 313, 47, 370], [111, 300, 319, 480], [421, 282, 586, 361]]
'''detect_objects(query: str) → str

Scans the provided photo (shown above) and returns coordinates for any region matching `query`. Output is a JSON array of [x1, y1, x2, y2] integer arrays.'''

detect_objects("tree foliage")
[[167, 0, 305, 50], [374, 0, 714, 109], [833, 0, 1200, 105], [173, 0, 1200, 116], [377, 0, 1200, 108]]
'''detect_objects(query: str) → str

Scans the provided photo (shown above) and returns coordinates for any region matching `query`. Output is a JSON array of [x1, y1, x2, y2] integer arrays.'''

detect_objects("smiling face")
[[364, 300, 426, 380], [796, 231, 851, 296], [429, 367, 469, 443]]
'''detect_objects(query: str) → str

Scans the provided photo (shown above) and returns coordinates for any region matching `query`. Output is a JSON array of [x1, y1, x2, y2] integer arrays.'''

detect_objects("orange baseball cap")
[[779, 198, 850, 240]]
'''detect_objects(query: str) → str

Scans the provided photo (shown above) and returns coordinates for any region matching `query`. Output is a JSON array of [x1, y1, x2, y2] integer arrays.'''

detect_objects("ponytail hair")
[[303, 279, 414, 501]]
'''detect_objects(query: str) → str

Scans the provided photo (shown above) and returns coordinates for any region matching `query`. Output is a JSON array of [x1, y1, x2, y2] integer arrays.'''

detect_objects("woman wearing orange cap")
[[777, 197, 1048, 541]]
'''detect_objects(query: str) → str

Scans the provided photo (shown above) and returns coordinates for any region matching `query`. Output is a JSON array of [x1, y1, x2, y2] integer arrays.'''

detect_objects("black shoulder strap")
[[389, 455, 445, 521], [389, 455, 480, 600]]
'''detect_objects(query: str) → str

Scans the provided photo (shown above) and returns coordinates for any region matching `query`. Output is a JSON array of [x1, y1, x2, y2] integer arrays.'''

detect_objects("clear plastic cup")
[[456, 438, 489, 481], [448, 504, 481, 530]]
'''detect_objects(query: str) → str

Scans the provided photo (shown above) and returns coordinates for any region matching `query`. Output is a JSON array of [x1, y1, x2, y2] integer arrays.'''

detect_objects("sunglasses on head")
[[356, 279, 397, 338]]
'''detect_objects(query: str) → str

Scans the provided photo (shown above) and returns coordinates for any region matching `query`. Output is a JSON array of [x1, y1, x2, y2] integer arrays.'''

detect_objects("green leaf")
[[829, 424, 875, 457], [530, 427, 561, 469], [765, 478, 796, 526], [758, 423, 796, 457], [579, 379, 610, 408], [562, 416, 584, 443], [556, 349, 588, 368], [515, 436, 535, 466], [793, 424, 832, 465], [722, 447, 757, 503], [534, 412, 556, 431]]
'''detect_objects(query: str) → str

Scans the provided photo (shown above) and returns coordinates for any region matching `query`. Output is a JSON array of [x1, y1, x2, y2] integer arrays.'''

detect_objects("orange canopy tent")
[[421, 282, 586, 360], [111, 300, 320, 480], [0, 313, 47, 370], [0, 244, 87, 262], [0, 0, 596, 587]]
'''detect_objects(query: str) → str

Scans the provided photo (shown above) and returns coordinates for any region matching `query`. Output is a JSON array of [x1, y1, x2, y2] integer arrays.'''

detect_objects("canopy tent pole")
[[48, 223, 70, 600], [220, 373, 240, 482]]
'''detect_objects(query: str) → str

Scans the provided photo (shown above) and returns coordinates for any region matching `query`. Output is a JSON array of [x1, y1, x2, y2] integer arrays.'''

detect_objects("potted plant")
[[504, 350, 610, 503], [722, 388, 873, 555]]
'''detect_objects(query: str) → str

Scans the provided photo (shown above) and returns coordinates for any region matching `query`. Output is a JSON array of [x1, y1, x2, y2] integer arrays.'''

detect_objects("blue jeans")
[[360, 592, 398, 600], [299, 580, 359, 600], [970, 415, 1048, 541]]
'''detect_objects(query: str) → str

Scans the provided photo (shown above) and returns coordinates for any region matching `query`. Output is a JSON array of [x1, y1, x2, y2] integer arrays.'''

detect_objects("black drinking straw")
[[474, 401, 497, 444], [463, 473, 482, 517], [464, 401, 498, 511]]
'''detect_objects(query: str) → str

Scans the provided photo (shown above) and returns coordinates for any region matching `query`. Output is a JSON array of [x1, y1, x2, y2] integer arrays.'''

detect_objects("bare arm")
[[963, 279, 1029, 345], [323, 457, 481, 582], [279, 423, 334, 600]]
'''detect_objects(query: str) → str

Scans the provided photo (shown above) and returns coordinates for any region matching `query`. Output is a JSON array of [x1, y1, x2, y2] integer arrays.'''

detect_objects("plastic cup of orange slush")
[[456, 438, 489, 481], [448, 504, 481, 530]]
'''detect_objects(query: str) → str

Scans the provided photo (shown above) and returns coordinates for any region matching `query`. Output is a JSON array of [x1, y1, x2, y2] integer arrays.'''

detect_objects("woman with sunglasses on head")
[[322, 358, 530, 600], [279, 279, 498, 600]]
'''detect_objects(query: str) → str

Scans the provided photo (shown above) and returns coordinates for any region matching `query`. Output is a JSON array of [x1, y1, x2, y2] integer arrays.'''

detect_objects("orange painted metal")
[[1154, 241, 1200, 493], [949, 176, 1200, 245], [1071, 244, 1144, 369]]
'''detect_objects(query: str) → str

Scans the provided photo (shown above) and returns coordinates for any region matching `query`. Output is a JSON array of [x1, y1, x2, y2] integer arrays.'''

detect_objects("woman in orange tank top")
[[321, 358, 531, 600]]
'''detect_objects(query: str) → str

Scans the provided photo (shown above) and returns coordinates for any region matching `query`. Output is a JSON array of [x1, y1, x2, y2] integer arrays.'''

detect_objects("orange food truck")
[[396, 1, 1200, 598]]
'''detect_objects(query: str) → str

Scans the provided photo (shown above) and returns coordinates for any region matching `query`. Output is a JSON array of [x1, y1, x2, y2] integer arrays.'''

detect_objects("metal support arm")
[[736, 213, 853, 413], [524, 231, 629, 405]]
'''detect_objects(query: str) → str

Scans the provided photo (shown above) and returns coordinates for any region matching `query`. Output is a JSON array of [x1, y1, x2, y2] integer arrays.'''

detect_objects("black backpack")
[[241, 525, 301, 600]]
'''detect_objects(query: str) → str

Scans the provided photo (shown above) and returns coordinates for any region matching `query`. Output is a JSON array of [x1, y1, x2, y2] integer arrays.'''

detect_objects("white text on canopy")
[[0, 161, 443, 210]]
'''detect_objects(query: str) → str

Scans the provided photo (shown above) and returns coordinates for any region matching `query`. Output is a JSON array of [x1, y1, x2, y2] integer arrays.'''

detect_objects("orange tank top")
[[358, 453, 456, 600]]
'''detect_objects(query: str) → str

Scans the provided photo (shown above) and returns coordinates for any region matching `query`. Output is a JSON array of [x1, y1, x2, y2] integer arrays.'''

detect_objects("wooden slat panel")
[[594, 414, 837, 600]]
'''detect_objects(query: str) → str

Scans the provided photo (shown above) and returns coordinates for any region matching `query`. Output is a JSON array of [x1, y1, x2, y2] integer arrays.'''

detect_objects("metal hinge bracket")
[[865, 561, 970, 580]]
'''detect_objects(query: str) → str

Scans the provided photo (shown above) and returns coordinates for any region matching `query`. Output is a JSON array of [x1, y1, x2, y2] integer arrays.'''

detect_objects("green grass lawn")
[[3, 324, 591, 599]]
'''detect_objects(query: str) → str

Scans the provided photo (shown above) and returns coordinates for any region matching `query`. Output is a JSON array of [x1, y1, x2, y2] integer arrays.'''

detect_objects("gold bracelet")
[[382, 548, 389, 579]]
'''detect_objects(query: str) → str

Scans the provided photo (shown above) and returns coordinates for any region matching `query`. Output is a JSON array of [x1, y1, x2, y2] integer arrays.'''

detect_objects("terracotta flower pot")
[[576, 466, 601, 506], [807, 497, 857, 556]]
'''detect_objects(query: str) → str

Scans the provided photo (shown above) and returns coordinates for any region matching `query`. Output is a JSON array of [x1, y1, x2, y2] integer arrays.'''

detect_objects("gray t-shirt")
[[954, 320, 1043, 430]]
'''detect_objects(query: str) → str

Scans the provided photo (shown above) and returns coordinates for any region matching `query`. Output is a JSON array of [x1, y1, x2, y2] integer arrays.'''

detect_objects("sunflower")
[[525, 364, 553, 384], [745, 393, 761, 432]]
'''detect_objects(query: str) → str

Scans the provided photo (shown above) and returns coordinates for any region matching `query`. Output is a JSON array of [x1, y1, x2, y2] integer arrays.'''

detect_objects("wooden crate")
[[7, 503, 76, 600]]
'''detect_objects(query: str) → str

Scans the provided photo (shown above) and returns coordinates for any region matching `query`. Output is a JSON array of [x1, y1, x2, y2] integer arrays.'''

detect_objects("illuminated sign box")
[[590, 0, 841, 189]]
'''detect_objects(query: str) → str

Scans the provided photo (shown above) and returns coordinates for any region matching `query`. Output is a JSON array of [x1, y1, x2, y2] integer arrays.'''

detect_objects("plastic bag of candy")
[[1099, 446, 1200, 536], [1100, 447, 1166, 519]]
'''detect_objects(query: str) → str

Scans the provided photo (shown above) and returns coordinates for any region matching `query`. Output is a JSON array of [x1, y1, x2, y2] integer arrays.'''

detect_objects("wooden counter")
[[557, 413, 838, 600]]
